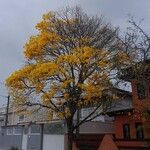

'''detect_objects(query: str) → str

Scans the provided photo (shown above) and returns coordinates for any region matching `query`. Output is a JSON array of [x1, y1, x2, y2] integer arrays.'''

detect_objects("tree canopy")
[[6, 7, 127, 149]]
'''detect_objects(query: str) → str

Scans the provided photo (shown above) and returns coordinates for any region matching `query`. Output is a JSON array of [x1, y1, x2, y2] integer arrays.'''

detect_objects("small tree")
[[10, 146, 18, 150], [119, 18, 150, 98], [119, 18, 150, 143], [119, 18, 150, 82], [6, 7, 125, 150]]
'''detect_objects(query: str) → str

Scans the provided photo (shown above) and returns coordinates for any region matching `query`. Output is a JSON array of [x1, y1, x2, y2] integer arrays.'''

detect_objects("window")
[[18, 115, 24, 122], [0, 117, 4, 122], [137, 83, 146, 99], [7, 127, 13, 135], [30, 125, 40, 134], [44, 123, 65, 134], [14, 126, 22, 135], [135, 123, 144, 140], [123, 124, 130, 139]]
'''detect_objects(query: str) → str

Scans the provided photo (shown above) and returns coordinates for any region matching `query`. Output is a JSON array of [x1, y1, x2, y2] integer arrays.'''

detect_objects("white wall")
[[43, 135, 64, 150], [22, 134, 28, 150]]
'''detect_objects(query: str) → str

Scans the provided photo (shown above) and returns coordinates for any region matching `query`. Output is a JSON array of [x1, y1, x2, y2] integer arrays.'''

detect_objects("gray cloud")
[[0, 0, 150, 105]]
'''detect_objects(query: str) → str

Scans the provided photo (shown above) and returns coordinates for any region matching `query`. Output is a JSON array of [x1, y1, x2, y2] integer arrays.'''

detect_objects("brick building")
[[110, 61, 150, 150]]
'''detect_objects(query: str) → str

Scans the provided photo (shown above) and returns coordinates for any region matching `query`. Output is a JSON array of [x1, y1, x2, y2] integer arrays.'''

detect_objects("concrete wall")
[[0, 135, 22, 149], [0, 121, 114, 150], [0, 126, 22, 149], [0, 123, 65, 150], [43, 135, 64, 150]]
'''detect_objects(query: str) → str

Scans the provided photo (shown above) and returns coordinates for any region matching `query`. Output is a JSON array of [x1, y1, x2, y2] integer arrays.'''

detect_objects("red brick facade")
[[114, 79, 150, 149]]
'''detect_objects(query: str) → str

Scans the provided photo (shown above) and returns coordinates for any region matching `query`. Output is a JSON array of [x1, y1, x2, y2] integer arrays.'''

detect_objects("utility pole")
[[5, 95, 10, 126]]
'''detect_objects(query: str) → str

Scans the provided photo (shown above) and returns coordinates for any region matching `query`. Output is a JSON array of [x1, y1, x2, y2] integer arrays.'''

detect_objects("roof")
[[108, 97, 133, 113], [107, 88, 133, 114], [98, 135, 119, 150]]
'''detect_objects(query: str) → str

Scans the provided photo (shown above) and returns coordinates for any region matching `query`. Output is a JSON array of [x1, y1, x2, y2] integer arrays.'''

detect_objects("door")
[[27, 125, 41, 150]]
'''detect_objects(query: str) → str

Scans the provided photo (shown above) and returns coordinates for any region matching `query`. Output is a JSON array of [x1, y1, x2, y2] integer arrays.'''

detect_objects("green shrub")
[[10, 146, 18, 150]]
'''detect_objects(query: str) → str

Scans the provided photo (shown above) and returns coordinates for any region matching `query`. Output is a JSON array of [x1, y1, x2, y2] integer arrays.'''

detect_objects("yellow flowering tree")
[[6, 7, 125, 150]]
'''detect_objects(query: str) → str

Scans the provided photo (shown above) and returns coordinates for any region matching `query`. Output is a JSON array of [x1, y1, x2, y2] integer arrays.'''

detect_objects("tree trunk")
[[68, 131, 73, 150], [67, 118, 74, 150]]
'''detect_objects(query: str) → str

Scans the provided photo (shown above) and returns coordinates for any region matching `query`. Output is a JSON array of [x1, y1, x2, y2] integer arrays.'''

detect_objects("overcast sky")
[[0, 0, 150, 105]]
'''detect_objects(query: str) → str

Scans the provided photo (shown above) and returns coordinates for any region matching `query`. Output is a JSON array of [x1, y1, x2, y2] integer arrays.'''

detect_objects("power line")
[[0, 94, 8, 98]]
